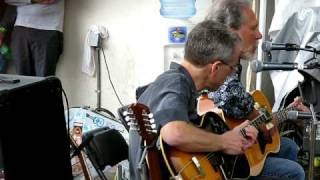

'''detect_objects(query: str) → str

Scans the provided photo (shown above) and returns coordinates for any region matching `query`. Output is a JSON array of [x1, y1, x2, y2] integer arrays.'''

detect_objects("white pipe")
[[256, 0, 267, 90]]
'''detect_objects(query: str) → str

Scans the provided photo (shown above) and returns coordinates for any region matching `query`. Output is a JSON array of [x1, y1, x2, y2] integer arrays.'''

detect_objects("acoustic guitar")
[[69, 135, 92, 180], [198, 90, 295, 176], [160, 111, 251, 180], [125, 103, 162, 180]]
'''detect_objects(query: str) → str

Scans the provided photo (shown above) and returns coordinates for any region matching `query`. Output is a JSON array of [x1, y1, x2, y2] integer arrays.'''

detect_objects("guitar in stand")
[[70, 135, 92, 180], [66, 107, 129, 179], [124, 103, 162, 180]]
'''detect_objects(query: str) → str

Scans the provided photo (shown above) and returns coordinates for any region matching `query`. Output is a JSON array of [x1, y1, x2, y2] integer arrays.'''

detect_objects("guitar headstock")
[[123, 103, 157, 145]]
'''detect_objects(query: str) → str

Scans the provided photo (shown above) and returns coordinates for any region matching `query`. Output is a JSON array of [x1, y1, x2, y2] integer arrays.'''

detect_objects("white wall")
[[57, 0, 210, 115]]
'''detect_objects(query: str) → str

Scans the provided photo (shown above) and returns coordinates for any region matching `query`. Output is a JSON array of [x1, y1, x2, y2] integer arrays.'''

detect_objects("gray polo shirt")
[[129, 62, 198, 180]]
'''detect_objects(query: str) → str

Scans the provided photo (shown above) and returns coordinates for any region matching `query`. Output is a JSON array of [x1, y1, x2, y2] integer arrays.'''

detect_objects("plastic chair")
[[82, 127, 128, 180]]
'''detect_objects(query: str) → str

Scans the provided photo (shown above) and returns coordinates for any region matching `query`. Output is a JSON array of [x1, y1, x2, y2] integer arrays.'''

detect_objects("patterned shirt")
[[209, 64, 254, 119]]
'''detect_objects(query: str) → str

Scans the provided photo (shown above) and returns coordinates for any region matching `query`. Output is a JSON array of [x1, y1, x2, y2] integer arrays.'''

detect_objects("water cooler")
[[160, 0, 196, 70]]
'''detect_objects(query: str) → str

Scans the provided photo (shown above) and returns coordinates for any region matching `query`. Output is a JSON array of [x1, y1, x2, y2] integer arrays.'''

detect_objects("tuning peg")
[[151, 129, 157, 133], [151, 124, 156, 129], [122, 111, 128, 116], [149, 118, 155, 123], [125, 116, 131, 122], [127, 122, 132, 126], [127, 121, 137, 127], [148, 113, 154, 119]]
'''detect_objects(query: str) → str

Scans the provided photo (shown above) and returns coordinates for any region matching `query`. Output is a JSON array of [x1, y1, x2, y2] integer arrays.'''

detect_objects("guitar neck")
[[271, 106, 295, 124], [249, 106, 295, 129], [146, 148, 163, 180], [249, 113, 269, 129], [127, 103, 162, 180]]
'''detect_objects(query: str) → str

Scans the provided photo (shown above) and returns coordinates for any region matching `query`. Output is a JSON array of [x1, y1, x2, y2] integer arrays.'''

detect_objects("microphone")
[[262, 41, 300, 52], [287, 111, 320, 120], [250, 60, 310, 72]]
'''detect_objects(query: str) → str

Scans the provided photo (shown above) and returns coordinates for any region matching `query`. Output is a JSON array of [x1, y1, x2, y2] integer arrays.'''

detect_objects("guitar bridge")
[[191, 156, 205, 177]]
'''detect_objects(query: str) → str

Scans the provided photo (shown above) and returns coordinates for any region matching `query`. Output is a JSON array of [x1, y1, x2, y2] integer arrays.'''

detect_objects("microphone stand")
[[93, 34, 113, 115], [298, 70, 320, 180], [266, 51, 272, 62], [95, 35, 102, 110]]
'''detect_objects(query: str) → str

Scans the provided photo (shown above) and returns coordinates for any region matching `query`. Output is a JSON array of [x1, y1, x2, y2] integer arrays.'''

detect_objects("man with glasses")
[[220, 60, 241, 73], [206, 0, 306, 179], [129, 20, 258, 180]]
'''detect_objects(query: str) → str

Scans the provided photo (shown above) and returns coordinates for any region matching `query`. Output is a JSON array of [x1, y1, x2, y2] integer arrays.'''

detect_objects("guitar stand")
[[138, 146, 148, 171], [298, 70, 320, 180], [137, 139, 160, 180], [137, 145, 149, 180]]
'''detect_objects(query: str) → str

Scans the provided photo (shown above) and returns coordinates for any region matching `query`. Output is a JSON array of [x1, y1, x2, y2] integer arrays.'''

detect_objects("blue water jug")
[[160, 0, 196, 19]]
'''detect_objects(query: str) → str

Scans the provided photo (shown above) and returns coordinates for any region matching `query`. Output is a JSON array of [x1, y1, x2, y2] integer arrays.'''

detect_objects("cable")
[[101, 47, 124, 107], [62, 88, 70, 138]]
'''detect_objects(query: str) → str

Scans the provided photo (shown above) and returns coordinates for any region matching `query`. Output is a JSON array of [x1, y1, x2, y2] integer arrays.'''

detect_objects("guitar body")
[[161, 144, 224, 180], [225, 90, 280, 176], [161, 112, 250, 180]]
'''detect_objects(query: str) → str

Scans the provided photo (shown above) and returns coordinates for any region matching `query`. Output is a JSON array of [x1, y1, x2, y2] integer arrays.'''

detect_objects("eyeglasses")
[[221, 61, 241, 73]]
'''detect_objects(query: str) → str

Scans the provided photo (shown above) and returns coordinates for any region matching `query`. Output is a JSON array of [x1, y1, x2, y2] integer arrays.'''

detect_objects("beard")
[[241, 43, 258, 60]]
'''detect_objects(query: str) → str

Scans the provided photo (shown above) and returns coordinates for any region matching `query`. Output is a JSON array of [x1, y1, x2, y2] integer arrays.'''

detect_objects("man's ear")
[[211, 61, 221, 72]]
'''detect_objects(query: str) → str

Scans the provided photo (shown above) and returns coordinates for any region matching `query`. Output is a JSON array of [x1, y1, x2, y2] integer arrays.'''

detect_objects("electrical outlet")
[[88, 31, 100, 47], [164, 44, 184, 70]]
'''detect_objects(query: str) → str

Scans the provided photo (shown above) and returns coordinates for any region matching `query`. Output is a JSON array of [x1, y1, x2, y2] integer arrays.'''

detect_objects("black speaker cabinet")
[[0, 74, 72, 180]]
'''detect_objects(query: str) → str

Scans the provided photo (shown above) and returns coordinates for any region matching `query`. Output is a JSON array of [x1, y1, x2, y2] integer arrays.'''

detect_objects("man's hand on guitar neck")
[[221, 120, 258, 155], [290, 96, 310, 112]]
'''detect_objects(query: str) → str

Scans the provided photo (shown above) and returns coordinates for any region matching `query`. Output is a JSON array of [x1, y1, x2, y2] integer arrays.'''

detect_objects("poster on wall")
[[168, 26, 187, 44]]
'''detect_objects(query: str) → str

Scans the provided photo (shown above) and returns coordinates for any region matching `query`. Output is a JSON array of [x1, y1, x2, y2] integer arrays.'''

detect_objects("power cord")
[[62, 88, 70, 137], [101, 47, 124, 107]]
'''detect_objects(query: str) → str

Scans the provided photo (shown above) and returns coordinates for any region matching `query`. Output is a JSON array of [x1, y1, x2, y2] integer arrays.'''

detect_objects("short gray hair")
[[206, 0, 252, 30], [184, 20, 240, 67]]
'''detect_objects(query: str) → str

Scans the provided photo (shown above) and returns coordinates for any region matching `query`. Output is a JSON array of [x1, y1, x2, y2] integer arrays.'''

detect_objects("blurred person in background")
[[5, 0, 64, 76]]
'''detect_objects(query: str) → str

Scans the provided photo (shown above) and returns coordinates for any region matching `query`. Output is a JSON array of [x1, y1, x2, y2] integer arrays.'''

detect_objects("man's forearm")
[[161, 121, 224, 152]]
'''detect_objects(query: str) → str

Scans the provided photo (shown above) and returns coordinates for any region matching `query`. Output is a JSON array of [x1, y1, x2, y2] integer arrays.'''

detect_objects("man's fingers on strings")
[[240, 128, 247, 137]]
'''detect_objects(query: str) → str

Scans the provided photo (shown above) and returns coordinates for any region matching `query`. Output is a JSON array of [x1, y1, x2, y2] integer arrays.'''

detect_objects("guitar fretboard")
[[249, 112, 269, 129], [248, 106, 295, 129], [272, 106, 295, 124]]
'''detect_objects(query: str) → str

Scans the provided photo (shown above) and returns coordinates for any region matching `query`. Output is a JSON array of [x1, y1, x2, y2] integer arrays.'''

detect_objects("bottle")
[[0, 44, 11, 73], [0, 44, 11, 60], [160, 0, 196, 19], [0, 27, 11, 60]]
